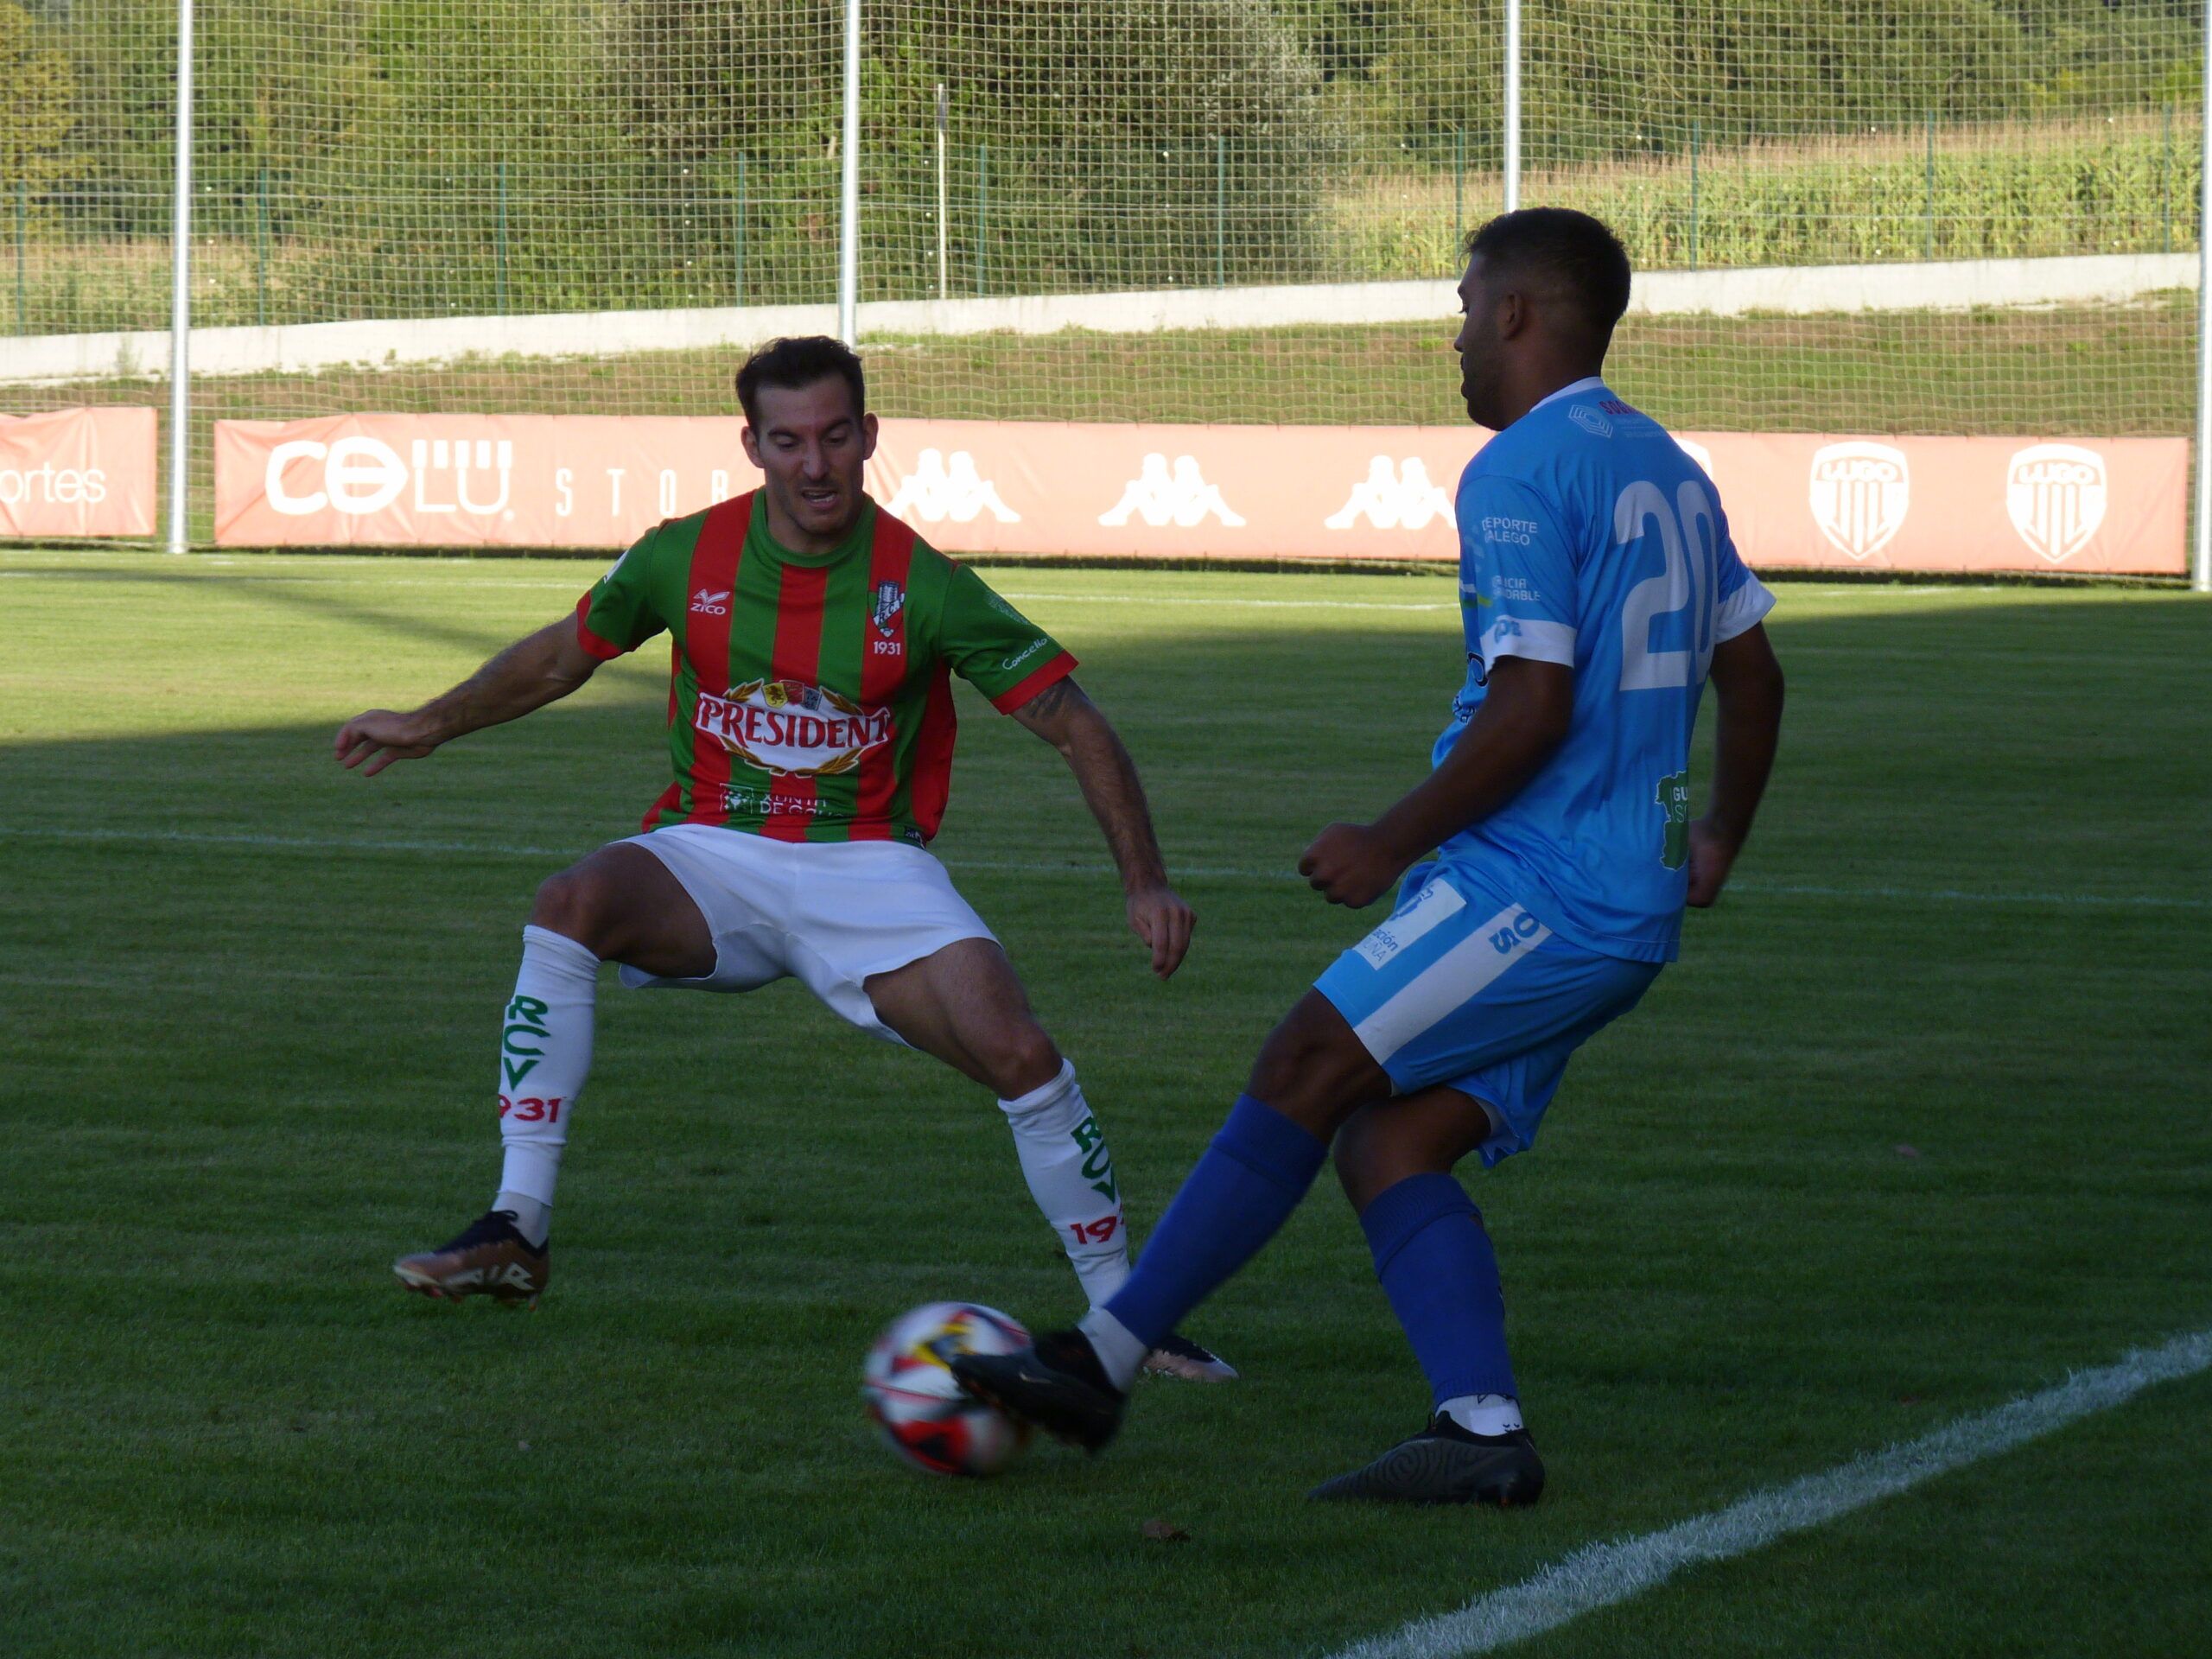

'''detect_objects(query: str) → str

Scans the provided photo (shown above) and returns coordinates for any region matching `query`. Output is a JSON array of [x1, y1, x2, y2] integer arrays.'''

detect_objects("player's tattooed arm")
[[334, 614, 601, 776], [1011, 677, 1195, 978]]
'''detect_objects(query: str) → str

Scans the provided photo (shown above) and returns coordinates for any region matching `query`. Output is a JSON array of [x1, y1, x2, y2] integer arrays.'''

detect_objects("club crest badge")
[[1808, 441, 1911, 562], [2005, 443, 2107, 566], [871, 579, 906, 638]]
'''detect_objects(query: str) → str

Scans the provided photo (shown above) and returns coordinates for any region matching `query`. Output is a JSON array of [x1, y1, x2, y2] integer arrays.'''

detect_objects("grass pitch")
[[1, 552, 2208, 1658]]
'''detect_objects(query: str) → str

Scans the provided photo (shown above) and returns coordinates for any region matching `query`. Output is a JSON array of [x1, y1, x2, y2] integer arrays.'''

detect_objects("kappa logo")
[[1325, 455, 1453, 531], [1808, 441, 1911, 562], [884, 448, 1020, 524], [1099, 454, 1246, 529], [2005, 443, 2107, 565], [690, 588, 731, 616]]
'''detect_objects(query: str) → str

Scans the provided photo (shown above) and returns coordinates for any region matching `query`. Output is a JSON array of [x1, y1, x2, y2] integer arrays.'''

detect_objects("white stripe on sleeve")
[[1713, 575, 1777, 644], [1481, 615, 1578, 667]]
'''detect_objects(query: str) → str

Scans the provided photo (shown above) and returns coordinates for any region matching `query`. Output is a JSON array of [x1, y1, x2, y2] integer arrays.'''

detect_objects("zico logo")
[[501, 993, 550, 1088], [695, 678, 893, 778], [265, 435, 515, 518]]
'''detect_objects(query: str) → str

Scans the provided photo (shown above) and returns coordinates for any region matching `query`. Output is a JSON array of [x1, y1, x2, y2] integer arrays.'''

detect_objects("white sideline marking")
[[1331, 1326, 2212, 1659], [0, 823, 2203, 912]]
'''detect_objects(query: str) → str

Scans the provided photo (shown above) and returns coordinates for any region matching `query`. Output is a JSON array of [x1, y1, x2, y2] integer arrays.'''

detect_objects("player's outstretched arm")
[[334, 615, 602, 777], [1301, 657, 1574, 907], [1009, 677, 1194, 979], [1687, 621, 1784, 907]]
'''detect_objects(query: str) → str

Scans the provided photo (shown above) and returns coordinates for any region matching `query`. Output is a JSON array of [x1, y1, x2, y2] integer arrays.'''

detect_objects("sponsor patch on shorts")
[[1354, 874, 1466, 969]]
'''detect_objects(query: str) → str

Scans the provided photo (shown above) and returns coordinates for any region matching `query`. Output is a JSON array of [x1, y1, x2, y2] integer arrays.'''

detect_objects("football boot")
[[1141, 1332, 1240, 1382], [1306, 1414, 1545, 1507], [950, 1328, 1126, 1451], [392, 1209, 549, 1306]]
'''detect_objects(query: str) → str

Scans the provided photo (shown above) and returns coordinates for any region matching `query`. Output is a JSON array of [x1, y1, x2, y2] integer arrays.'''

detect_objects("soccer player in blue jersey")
[[956, 207, 1788, 1504]]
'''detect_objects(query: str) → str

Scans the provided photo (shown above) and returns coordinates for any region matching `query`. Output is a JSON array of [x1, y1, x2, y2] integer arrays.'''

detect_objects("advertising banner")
[[213, 412, 2188, 575], [0, 406, 158, 539]]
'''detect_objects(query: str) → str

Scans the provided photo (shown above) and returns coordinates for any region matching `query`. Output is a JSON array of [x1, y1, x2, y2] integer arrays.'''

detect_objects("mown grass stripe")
[[1, 823, 2205, 912]]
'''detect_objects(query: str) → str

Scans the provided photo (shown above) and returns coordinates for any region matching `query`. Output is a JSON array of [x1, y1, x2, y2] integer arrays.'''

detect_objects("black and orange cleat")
[[392, 1209, 549, 1307]]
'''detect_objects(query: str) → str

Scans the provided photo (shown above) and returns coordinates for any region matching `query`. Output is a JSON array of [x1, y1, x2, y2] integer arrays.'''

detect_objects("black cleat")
[[1307, 1414, 1545, 1507], [949, 1328, 1126, 1452]]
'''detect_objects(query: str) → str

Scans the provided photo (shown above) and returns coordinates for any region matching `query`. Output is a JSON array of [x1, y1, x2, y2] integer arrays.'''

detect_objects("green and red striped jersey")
[[574, 490, 1075, 845]]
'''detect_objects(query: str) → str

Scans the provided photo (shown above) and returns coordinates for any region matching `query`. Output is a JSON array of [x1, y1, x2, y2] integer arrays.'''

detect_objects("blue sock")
[[1361, 1173, 1518, 1407], [1102, 1095, 1327, 1351]]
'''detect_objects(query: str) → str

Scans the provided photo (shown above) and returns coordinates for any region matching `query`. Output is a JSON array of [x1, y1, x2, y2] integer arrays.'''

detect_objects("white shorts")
[[615, 823, 996, 1044]]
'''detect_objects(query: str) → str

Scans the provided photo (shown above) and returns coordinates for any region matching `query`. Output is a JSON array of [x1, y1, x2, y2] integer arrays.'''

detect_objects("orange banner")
[[212, 414, 2187, 575], [0, 406, 157, 539]]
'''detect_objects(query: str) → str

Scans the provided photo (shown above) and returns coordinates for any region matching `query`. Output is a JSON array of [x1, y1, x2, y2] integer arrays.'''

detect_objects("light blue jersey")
[[1438, 377, 1775, 963], [1317, 377, 1775, 1156]]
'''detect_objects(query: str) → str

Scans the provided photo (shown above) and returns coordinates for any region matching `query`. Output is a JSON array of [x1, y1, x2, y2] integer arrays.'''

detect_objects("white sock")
[[492, 925, 599, 1247], [997, 1060, 1130, 1308], [494, 1192, 550, 1249], [1439, 1393, 1524, 1436], [1077, 1307, 1149, 1393]]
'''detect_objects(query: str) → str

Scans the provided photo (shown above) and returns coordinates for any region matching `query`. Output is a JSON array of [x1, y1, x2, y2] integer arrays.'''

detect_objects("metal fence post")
[[2164, 102, 2174, 256], [1503, 0, 1521, 213], [166, 0, 196, 554], [734, 153, 747, 305], [836, 0, 859, 345], [2195, 13, 2211, 592], [1689, 118, 1700, 270], [495, 158, 509, 313], [976, 143, 988, 298], [1452, 124, 1465, 256], [1215, 136, 1227, 288], [1924, 111, 1936, 260], [256, 165, 270, 327], [14, 181, 24, 335], [936, 84, 949, 302]]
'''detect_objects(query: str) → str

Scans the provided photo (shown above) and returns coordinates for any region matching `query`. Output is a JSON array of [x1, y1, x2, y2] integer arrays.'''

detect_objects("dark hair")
[[735, 335, 867, 426], [1465, 208, 1631, 337]]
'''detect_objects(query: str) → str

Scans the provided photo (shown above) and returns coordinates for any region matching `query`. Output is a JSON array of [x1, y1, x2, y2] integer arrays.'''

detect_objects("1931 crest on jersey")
[[871, 579, 906, 638]]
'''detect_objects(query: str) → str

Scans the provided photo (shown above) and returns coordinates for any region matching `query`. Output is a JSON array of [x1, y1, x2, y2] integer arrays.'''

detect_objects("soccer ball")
[[862, 1300, 1033, 1478]]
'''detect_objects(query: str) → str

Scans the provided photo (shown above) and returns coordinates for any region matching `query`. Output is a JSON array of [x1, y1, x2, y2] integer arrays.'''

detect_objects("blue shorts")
[[1313, 861, 1661, 1166]]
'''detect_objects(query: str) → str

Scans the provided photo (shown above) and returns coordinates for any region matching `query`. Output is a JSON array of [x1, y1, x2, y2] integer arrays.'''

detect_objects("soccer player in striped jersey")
[[334, 335, 1230, 1381], [955, 210, 1787, 1499]]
